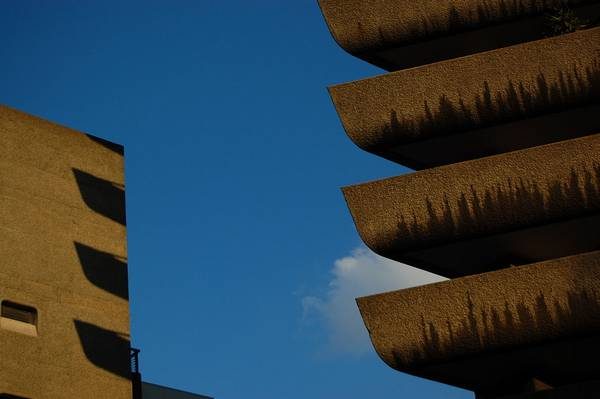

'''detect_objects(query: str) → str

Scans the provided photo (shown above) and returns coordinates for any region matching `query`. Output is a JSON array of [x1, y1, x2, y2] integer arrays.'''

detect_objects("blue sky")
[[1, 2, 471, 398]]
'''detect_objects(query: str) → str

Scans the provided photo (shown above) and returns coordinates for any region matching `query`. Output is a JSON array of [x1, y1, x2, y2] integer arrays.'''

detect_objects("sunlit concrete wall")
[[0, 105, 131, 398], [319, 0, 600, 69], [320, 0, 600, 397]]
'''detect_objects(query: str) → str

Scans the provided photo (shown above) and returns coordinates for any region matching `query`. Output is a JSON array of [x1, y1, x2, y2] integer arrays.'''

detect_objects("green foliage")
[[544, 4, 586, 36]]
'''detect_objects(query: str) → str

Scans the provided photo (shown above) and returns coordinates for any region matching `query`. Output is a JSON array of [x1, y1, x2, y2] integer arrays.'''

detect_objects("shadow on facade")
[[86, 134, 124, 155], [392, 287, 600, 367], [396, 163, 600, 250], [74, 320, 131, 379], [72, 168, 126, 226], [74, 242, 129, 300], [378, 58, 600, 147], [369, 0, 592, 50]]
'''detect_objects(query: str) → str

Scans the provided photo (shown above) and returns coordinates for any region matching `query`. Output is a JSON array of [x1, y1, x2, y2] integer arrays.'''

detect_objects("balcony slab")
[[319, 0, 600, 70], [357, 251, 600, 394], [330, 28, 600, 169], [343, 134, 600, 277]]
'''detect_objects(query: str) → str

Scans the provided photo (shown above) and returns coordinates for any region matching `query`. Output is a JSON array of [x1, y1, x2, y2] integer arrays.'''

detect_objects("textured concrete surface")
[[0, 105, 131, 398], [357, 251, 600, 394], [319, 0, 600, 69], [330, 27, 600, 168], [343, 134, 600, 276], [323, 1, 600, 395]]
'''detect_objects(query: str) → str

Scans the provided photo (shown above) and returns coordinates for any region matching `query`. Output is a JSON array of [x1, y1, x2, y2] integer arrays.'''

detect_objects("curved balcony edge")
[[356, 250, 600, 393], [318, 0, 600, 70], [330, 27, 600, 169], [342, 134, 600, 276]]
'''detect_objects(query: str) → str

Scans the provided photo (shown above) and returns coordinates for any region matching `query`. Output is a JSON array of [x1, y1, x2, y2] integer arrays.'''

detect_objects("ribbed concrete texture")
[[319, 0, 600, 69], [0, 106, 131, 398], [329, 27, 600, 169], [343, 134, 600, 277], [357, 251, 600, 395]]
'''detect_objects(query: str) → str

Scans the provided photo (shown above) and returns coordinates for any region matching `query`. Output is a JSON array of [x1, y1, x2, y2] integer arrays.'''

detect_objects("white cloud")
[[302, 246, 446, 355]]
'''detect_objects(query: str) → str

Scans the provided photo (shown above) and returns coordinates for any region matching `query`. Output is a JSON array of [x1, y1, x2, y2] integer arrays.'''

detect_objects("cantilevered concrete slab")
[[330, 27, 600, 169], [357, 251, 600, 396], [319, 0, 600, 70], [490, 380, 600, 399], [343, 134, 600, 277]]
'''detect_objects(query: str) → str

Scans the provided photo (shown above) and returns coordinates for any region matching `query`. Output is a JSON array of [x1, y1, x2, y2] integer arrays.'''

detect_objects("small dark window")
[[1, 301, 37, 324], [0, 301, 38, 336]]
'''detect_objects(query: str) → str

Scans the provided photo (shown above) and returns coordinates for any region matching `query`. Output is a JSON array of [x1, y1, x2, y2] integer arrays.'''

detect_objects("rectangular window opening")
[[0, 301, 38, 337]]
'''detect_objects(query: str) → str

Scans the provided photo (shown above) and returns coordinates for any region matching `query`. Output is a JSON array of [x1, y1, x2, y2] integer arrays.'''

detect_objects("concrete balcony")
[[343, 134, 600, 277], [357, 250, 600, 396], [488, 380, 600, 399], [330, 28, 600, 169], [319, 0, 600, 70]]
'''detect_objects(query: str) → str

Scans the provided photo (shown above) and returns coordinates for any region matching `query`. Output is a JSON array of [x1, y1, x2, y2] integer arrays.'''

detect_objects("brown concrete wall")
[[0, 106, 131, 398], [319, 0, 596, 54], [329, 27, 600, 167], [322, 0, 600, 394], [357, 251, 600, 392], [343, 134, 600, 275], [366, 3, 600, 71]]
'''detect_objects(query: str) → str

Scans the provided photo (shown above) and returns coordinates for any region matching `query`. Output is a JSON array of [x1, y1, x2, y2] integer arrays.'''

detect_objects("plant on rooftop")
[[544, 3, 587, 36]]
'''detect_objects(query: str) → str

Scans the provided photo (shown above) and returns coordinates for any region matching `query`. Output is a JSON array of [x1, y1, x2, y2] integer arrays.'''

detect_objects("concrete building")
[[141, 383, 212, 399], [319, 0, 600, 398], [0, 106, 210, 398]]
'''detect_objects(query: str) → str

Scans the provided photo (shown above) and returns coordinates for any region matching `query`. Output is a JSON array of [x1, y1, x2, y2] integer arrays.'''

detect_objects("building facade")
[[0, 106, 211, 399], [0, 105, 131, 398], [141, 382, 212, 399], [319, 0, 600, 398]]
